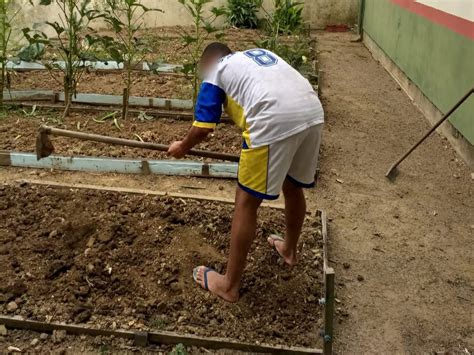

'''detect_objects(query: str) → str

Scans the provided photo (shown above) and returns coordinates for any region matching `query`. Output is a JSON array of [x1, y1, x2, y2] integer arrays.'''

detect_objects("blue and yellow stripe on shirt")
[[193, 82, 225, 129], [193, 82, 251, 147]]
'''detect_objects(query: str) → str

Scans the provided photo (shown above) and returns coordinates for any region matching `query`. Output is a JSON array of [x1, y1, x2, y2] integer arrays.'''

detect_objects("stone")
[[6, 301, 18, 312], [39, 333, 48, 340], [0, 324, 7, 336], [169, 282, 180, 292], [30, 338, 39, 347], [357, 275, 364, 282], [7, 346, 22, 353], [52, 329, 67, 343]]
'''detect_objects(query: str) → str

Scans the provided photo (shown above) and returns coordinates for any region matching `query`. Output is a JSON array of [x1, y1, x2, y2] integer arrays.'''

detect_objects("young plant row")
[[1, 0, 308, 119]]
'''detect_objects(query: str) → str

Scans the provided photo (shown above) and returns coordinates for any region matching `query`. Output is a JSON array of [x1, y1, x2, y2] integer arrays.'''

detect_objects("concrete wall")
[[14, 0, 358, 35], [302, 0, 358, 29], [363, 0, 474, 147]]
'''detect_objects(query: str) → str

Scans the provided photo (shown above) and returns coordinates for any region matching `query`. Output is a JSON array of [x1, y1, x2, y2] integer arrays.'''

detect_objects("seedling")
[[23, 0, 103, 118], [98, 0, 162, 120], [177, 0, 226, 107]]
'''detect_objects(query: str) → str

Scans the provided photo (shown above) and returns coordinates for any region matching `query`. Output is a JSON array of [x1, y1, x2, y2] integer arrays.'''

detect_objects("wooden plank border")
[[318, 210, 335, 355], [0, 316, 321, 354]]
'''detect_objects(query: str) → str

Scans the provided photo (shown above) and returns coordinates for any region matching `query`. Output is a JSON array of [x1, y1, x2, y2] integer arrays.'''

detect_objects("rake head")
[[36, 127, 55, 161]]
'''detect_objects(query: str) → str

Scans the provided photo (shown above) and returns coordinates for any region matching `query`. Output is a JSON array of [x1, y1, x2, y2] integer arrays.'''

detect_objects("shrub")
[[226, 0, 262, 29], [273, 0, 304, 34]]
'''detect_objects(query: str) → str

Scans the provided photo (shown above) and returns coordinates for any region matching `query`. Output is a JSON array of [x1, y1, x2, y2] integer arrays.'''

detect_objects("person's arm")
[[168, 80, 226, 159], [168, 126, 212, 158]]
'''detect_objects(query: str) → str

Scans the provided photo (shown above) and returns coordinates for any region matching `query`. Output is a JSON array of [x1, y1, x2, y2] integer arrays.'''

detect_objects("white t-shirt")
[[193, 49, 324, 148]]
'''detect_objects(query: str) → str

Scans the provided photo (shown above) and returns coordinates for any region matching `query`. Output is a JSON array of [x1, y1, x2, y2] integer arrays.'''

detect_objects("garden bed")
[[11, 71, 193, 100], [0, 183, 325, 348], [0, 111, 241, 159]]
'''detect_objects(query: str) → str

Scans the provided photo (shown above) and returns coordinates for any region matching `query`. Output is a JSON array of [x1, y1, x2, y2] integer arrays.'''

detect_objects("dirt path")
[[315, 32, 473, 353]]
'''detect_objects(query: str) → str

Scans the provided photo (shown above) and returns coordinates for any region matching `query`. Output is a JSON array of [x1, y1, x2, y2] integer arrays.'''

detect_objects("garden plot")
[[0, 183, 325, 348], [11, 71, 193, 100], [0, 111, 241, 159]]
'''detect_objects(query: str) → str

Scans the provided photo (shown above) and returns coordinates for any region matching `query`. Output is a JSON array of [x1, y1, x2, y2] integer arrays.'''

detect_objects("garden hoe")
[[36, 126, 240, 162], [386, 87, 473, 181]]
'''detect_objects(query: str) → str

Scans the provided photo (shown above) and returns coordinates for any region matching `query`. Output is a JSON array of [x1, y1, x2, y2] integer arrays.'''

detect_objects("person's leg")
[[194, 185, 262, 302], [268, 123, 323, 265], [268, 179, 306, 265]]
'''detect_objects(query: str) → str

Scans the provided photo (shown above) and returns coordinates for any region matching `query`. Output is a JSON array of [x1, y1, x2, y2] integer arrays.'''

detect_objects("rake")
[[386, 87, 473, 181]]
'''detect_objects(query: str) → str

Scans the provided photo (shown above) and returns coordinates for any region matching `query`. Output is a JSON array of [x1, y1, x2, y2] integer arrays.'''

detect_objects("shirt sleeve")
[[193, 82, 226, 129]]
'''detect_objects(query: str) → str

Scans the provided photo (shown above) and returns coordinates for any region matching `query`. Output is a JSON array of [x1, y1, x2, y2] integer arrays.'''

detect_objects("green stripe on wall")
[[363, 0, 474, 144]]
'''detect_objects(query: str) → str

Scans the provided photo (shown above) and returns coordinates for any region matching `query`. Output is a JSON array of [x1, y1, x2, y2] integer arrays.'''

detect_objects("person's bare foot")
[[267, 235, 297, 266], [193, 266, 239, 303]]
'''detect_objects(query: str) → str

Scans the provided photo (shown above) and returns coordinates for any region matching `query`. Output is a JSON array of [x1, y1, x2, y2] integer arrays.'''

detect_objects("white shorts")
[[238, 123, 323, 200]]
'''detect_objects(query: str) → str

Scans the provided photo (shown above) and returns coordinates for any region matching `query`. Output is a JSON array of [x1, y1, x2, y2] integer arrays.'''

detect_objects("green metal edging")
[[3, 90, 193, 110], [0, 151, 238, 179]]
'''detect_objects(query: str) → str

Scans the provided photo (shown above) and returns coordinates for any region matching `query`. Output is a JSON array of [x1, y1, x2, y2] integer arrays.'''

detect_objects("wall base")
[[363, 32, 474, 169]]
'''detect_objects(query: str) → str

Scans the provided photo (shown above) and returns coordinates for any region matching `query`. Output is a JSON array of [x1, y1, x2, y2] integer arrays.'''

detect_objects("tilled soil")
[[0, 111, 241, 159], [11, 71, 193, 100], [0, 183, 324, 348]]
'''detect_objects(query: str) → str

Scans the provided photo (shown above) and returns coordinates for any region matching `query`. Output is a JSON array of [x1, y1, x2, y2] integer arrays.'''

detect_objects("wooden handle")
[[40, 126, 240, 162]]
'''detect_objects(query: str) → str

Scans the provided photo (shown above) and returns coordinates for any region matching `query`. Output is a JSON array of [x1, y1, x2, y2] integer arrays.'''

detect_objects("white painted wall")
[[13, 0, 358, 35], [415, 0, 474, 22]]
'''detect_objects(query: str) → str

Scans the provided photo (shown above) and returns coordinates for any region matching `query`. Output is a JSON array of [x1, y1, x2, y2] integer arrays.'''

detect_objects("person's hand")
[[168, 141, 187, 159]]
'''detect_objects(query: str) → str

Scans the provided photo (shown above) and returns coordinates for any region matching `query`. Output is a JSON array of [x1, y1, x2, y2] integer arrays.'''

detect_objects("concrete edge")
[[363, 32, 474, 170]]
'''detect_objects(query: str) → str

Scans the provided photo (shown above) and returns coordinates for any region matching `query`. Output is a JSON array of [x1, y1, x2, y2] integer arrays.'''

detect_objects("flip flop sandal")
[[268, 234, 285, 259], [193, 266, 215, 291]]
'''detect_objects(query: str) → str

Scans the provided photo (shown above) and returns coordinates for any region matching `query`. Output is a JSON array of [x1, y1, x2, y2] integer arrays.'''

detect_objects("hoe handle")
[[39, 126, 240, 162]]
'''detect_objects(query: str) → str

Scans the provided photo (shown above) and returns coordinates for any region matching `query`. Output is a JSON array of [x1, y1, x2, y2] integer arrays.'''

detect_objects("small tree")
[[99, 0, 161, 120], [23, 0, 102, 118], [0, 0, 21, 107], [177, 0, 226, 108]]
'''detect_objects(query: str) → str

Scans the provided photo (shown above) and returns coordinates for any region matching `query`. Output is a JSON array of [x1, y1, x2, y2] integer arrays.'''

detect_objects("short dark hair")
[[201, 42, 232, 60]]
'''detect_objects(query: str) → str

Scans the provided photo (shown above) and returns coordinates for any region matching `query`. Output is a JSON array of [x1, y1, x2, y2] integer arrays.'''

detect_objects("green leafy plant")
[[0, 0, 22, 107], [169, 343, 187, 355], [98, 0, 161, 120], [177, 0, 226, 108], [273, 0, 303, 34], [23, 0, 103, 118], [226, 0, 262, 29]]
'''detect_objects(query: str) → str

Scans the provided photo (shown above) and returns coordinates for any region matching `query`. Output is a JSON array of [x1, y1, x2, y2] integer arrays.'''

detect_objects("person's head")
[[199, 42, 232, 78]]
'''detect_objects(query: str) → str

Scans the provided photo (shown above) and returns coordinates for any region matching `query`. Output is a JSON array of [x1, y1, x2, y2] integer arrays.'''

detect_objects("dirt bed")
[[0, 111, 241, 159], [11, 71, 193, 100], [0, 183, 324, 348]]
